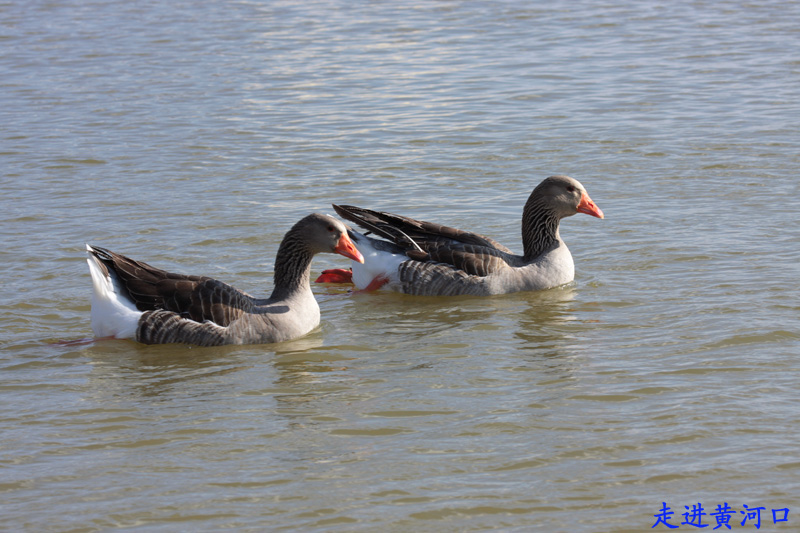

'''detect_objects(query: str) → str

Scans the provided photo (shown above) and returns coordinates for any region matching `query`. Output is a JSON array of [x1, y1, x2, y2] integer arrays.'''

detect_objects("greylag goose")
[[86, 213, 364, 346], [321, 175, 603, 296]]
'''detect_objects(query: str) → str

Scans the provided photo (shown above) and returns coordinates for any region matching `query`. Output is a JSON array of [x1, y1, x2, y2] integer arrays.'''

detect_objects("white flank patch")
[[349, 232, 405, 290]]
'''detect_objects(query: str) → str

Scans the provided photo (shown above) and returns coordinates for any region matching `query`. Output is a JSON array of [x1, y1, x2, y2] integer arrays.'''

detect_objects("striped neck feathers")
[[271, 229, 315, 298], [521, 193, 562, 260]]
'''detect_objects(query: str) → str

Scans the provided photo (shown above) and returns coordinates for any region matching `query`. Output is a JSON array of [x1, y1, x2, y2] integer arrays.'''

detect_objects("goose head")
[[300, 213, 365, 263], [535, 175, 604, 219]]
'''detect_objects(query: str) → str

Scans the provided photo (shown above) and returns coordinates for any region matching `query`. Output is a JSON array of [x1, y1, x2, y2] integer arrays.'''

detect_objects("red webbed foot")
[[315, 268, 353, 284]]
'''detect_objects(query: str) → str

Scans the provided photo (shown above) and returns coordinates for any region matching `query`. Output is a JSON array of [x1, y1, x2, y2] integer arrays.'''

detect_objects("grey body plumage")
[[86, 213, 363, 346], [334, 176, 604, 297]]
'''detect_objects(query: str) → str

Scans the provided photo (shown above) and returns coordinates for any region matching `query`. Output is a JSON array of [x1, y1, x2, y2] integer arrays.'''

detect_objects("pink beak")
[[577, 193, 604, 219], [334, 233, 365, 263]]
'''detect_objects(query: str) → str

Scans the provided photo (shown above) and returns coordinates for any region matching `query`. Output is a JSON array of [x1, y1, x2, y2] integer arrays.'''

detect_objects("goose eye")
[[566, 185, 576, 193], [327, 225, 335, 232]]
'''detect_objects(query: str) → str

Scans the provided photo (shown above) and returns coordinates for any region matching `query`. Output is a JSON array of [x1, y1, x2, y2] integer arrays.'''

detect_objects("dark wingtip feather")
[[332, 204, 395, 241], [332, 204, 360, 225], [406, 250, 430, 261], [87, 244, 114, 262]]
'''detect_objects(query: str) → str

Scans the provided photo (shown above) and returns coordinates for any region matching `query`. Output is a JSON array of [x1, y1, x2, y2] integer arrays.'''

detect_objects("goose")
[[86, 213, 364, 346], [319, 175, 603, 296]]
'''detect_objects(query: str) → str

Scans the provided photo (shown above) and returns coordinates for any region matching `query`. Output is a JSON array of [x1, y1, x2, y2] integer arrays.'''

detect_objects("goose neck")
[[521, 196, 561, 260], [270, 232, 314, 299]]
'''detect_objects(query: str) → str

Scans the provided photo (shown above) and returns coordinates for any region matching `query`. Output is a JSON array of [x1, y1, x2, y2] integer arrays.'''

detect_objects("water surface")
[[2, 1, 799, 531]]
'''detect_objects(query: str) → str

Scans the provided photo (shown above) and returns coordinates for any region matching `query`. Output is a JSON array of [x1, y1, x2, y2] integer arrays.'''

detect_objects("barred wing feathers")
[[88, 246, 253, 327], [333, 204, 512, 277]]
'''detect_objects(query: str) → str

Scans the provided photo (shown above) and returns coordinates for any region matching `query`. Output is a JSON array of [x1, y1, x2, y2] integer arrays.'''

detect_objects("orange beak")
[[577, 193, 604, 219], [334, 232, 365, 263]]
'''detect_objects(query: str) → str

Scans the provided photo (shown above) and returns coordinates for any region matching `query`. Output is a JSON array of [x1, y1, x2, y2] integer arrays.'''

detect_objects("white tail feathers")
[[86, 244, 141, 339]]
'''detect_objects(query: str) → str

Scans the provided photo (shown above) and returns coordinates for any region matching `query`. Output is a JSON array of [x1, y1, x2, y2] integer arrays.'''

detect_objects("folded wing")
[[87, 246, 253, 327], [332, 204, 512, 277]]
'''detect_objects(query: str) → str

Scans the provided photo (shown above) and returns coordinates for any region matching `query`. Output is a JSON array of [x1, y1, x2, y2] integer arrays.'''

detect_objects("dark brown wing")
[[88, 246, 254, 327], [333, 204, 512, 254], [333, 204, 513, 277], [420, 242, 511, 277]]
